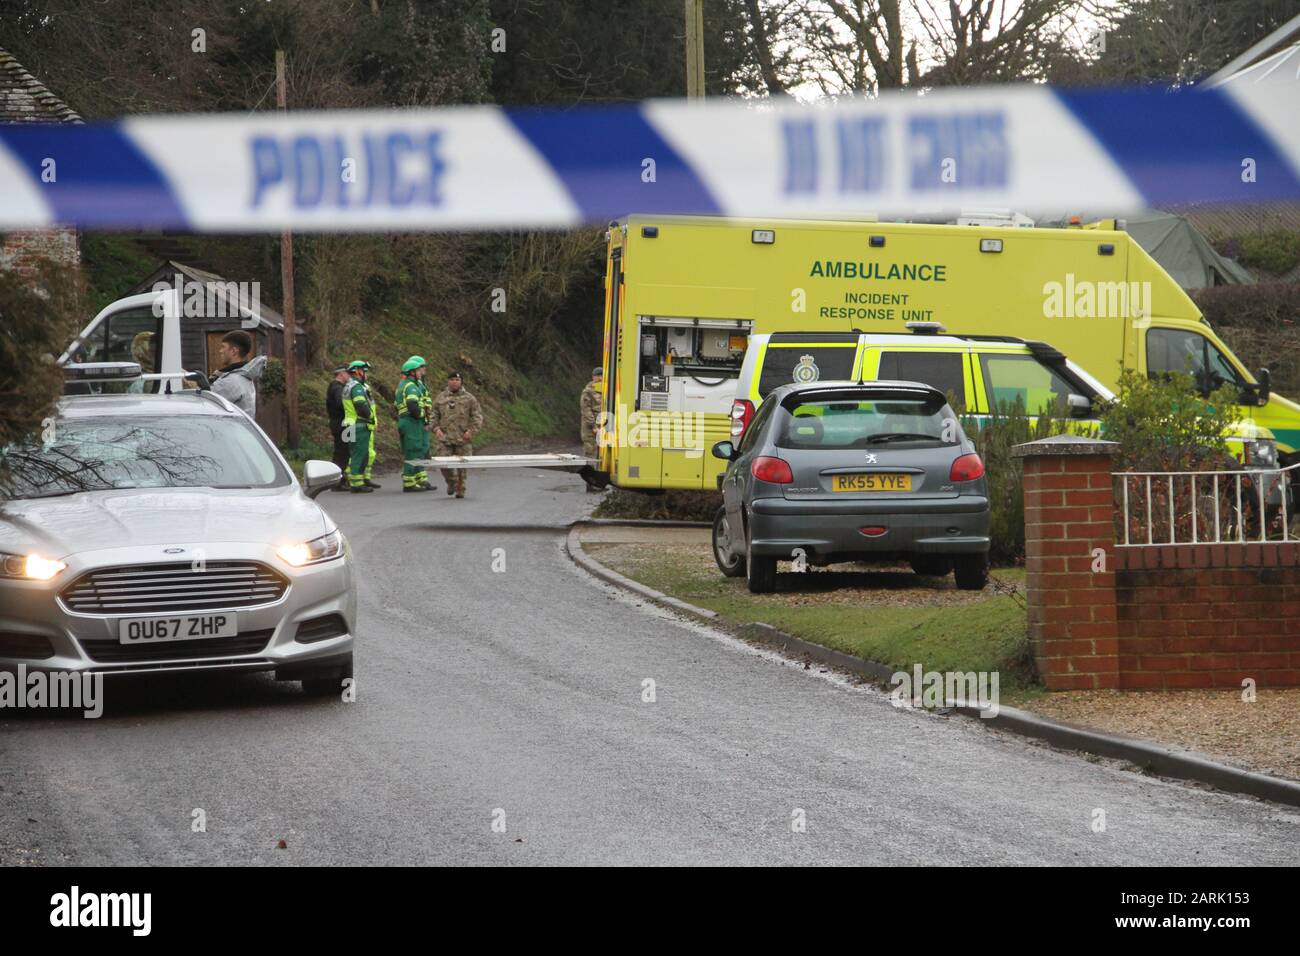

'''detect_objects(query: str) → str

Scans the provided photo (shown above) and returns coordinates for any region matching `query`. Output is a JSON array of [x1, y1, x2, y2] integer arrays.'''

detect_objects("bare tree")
[[762, 0, 1094, 96], [1074, 0, 1300, 87]]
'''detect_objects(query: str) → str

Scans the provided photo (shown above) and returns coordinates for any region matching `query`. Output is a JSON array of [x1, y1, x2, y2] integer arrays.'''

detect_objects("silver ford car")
[[0, 382, 355, 696]]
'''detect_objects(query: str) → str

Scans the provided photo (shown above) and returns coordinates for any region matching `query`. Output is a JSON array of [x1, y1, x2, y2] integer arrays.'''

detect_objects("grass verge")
[[587, 539, 1036, 694]]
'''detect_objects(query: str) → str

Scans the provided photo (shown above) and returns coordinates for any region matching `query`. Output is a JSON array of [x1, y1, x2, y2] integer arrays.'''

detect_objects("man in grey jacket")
[[211, 330, 266, 416]]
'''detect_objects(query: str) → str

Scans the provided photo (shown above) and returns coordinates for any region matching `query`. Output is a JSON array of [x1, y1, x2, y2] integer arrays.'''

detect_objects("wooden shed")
[[129, 261, 307, 443]]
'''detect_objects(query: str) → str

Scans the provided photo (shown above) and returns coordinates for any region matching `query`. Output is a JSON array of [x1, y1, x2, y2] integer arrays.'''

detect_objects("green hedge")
[[963, 399, 1060, 565]]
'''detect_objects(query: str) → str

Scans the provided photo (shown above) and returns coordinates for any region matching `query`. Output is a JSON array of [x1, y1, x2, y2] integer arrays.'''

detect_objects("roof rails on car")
[[1025, 340, 1067, 364], [960, 334, 1026, 344]]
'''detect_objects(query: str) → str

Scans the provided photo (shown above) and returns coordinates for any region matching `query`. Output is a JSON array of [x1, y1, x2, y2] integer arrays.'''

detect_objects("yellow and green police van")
[[594, 215, 1288, 492]]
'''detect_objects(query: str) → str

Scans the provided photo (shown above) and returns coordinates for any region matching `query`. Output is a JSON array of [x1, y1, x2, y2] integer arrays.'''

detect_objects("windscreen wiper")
[[864, 432, 939, 444]]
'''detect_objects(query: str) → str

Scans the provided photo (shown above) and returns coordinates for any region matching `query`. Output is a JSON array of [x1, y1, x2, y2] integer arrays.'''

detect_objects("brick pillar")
[[1011, 436, 1120, 690]]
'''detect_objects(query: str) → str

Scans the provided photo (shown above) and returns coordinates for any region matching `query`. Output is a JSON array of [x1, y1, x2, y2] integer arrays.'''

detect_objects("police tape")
[[0, 81, 1296, 231]]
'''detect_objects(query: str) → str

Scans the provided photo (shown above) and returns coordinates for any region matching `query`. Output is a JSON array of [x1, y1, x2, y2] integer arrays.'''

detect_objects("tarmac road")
[[2, 466, 1299, 865]]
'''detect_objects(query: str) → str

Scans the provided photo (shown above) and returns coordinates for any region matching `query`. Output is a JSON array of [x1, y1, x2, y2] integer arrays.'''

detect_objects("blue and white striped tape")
[[0, 82, 1296, 231]]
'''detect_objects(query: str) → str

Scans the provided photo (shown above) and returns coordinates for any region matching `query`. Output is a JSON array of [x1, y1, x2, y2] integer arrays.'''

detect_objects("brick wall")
[[1014, 435, 1300, 691], [1113, 547, 1300, 689], [0, 229, 80, 277], [1017, 436, 1120, 690]]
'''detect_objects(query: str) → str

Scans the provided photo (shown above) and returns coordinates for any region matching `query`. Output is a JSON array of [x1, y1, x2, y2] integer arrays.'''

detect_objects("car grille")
[[60, 561, 288, 615], [79, 628, 275, 664]]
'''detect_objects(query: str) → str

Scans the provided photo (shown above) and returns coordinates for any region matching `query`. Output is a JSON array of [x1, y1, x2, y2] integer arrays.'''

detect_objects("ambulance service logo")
[[792, 354, 820, 384]]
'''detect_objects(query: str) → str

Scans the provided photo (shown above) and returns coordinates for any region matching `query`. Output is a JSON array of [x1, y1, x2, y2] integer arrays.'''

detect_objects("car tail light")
[[730, 399, 755, 438], [859, 526, 887, 537], [751, 456, 793, 484], [950, 453, 985, 482]]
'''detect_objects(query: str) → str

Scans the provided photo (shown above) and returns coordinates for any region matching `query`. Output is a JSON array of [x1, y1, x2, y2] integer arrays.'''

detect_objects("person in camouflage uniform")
[[430, 370, 483, 499], [579, 366, 603, 492]]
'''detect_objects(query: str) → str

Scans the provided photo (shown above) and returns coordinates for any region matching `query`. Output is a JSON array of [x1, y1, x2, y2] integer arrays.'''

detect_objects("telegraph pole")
[[275, 49, 301, 449], [685, 0, 705, 98]]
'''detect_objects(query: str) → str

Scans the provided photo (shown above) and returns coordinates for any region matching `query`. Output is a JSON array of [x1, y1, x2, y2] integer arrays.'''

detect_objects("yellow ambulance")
[[594, 215, 1287, 492]]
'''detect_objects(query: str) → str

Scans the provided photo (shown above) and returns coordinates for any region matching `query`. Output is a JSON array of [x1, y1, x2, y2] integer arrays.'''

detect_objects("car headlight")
[[0, 552, 69, 581], [1244, 439, 1278, 468], [275, 529, 345, 567]]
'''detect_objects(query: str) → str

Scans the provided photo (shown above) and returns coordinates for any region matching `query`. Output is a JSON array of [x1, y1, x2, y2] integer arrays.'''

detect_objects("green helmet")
[[348, 360, 370, 372], [402, 355, 427, 373]]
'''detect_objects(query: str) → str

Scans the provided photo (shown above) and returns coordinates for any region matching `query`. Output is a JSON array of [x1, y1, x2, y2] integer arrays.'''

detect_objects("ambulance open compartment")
[[634, 316, 750, 486]]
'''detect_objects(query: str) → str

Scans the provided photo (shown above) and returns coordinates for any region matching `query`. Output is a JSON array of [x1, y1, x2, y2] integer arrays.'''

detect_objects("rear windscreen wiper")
[[864, 432, 939, 444]]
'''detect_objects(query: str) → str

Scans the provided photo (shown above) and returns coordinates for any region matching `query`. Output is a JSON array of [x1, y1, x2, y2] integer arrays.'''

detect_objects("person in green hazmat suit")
[[395, 355, 434, 492], [342, 360, 380, 493]]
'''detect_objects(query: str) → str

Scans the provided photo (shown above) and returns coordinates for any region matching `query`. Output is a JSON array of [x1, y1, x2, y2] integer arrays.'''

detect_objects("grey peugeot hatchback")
[[710, 380, 991, 593]]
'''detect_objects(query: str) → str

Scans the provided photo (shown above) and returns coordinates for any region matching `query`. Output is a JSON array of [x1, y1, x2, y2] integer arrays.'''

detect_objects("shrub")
[[1192, 281, 1300, 330], [1098, 371, 1279, 543], [0, 262, 80, 455], [1192, 283, 1300, 395], [259, 356, 286, 398], [1236, 232, 1300, 275], [1098, 370, 1236, 472], [963, 398, 1062, 565], [593, 489, 720, 522]]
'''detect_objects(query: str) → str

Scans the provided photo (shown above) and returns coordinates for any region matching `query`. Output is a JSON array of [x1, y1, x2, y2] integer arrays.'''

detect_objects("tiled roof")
[[0, 45, 81, 124]]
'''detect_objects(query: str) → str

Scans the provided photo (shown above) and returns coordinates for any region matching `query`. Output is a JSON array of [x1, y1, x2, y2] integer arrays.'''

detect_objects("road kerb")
[[951, 703, 1300, 808], [565, 526, 718, 620], [566, 523, 1300, 809]]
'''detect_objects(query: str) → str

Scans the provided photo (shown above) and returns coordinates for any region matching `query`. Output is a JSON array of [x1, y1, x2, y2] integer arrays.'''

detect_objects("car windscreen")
[[776, 393, 957, 450], [0, 415, 290, 500]]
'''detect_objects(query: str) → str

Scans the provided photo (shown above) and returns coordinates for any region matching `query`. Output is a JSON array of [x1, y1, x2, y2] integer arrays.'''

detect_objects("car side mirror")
[[1258, 367, 1271, 405], [712, 440, 736, 461], [1066, 393, 1092, 418], [302, 460, 342, 499]]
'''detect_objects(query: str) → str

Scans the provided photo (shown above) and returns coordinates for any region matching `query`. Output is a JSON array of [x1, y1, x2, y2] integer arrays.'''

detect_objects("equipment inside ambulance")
[[635, 319, 749, 416]]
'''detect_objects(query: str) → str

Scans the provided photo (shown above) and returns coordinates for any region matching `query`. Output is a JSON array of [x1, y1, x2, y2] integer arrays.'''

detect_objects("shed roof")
[[130, 260, 303, 336]]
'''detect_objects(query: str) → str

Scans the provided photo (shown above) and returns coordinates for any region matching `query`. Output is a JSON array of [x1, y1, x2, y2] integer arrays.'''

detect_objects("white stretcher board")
[[404, 453, 596, 472]]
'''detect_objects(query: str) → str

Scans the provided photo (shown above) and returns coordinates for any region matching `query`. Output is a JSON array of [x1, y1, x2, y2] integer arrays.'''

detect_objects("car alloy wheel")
[[712, 507, 746, 577]]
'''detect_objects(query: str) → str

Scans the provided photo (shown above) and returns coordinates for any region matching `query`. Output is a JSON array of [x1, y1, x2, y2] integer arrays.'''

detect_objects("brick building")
[[0, 45, 81, 278]]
